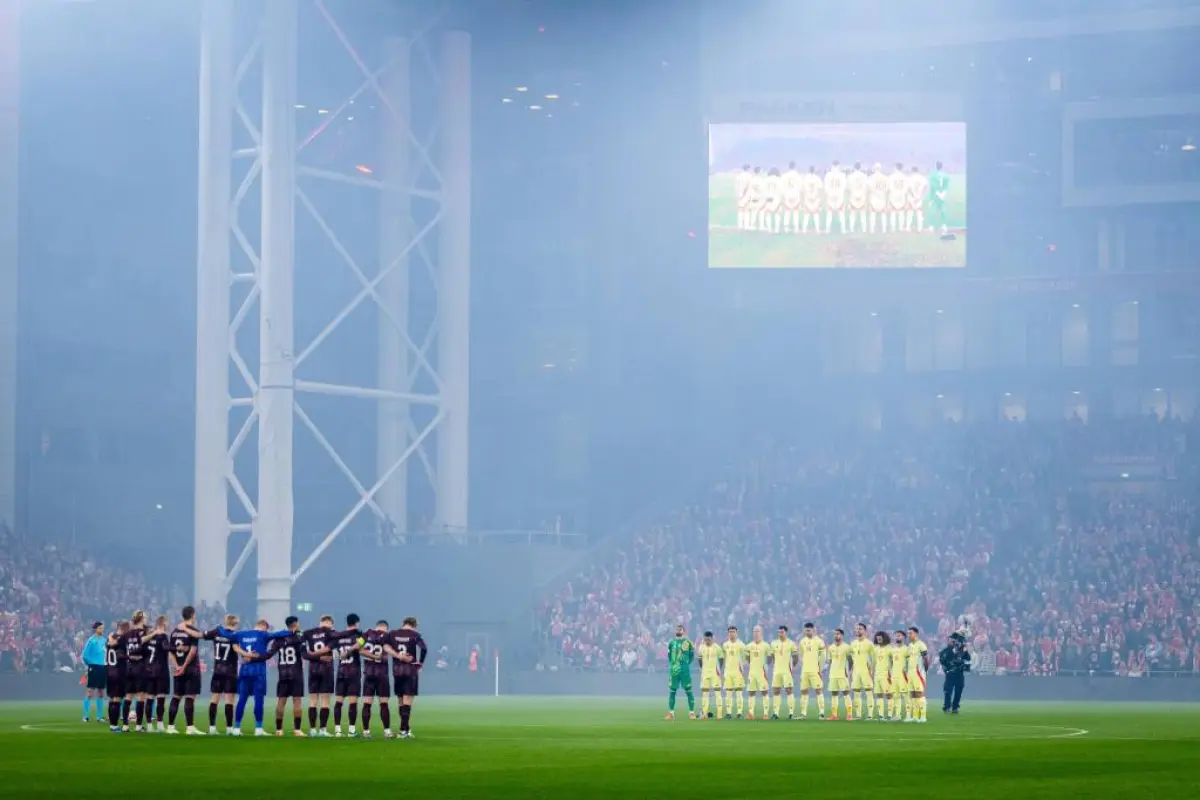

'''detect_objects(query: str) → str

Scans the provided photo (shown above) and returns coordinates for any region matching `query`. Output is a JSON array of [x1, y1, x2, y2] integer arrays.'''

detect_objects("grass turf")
[[1, 699, 1198, 798]]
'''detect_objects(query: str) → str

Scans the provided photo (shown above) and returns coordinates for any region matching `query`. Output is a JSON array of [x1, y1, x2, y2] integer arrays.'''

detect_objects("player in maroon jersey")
[[359, 620, 392, 739], [105, 620, 130, 732], [267, 616, 306, 737], [121, 610, 150, 732], [166, 605, 201, 735], [200, 614, 241, 734], [332, 613, 364, 737], [384, 616, 427, 738], [302, 615, 336, 736], [139, 616, 171, 732]]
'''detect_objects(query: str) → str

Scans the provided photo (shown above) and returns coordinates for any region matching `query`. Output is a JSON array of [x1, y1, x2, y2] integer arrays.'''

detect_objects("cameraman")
[[939, 633, 971, 714]]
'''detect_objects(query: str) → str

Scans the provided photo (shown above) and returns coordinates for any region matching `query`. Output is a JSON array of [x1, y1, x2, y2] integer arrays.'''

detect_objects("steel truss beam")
[[0, 0, 18, 532], [194, 0, 471, 622]]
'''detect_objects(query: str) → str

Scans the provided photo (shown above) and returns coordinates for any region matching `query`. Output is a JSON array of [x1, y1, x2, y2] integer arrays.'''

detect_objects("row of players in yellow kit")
[[695, 622, 931, 722]]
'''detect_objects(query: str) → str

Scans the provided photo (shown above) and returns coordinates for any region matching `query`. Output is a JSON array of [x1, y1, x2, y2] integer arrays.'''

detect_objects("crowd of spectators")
[[0, 522, 225, 673], [537, 417, 1199, 677]]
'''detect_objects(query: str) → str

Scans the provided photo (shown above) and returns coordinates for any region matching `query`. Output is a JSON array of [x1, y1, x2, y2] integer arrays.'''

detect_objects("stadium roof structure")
[[190, 0, 472, 624]]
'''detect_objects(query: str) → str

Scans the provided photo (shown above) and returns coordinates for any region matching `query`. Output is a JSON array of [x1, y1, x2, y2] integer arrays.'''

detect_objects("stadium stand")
[[0, 521, 225, 673], [537, 417, 1200, 676]]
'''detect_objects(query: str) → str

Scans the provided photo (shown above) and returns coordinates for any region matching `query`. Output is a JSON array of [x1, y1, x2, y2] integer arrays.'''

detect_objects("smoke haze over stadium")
[[0, 0, 1199, 796]]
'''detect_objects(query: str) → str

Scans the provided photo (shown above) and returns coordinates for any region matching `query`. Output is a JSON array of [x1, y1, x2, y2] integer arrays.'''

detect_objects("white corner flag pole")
[[494, 654, 500, 697]]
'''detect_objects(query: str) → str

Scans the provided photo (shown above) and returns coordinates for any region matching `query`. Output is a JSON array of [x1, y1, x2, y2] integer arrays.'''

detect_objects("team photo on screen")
[[708, 122, 967, 269]]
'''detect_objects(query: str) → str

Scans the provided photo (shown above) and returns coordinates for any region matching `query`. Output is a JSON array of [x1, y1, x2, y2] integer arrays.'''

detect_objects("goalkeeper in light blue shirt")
[[217, 620, 291, 736]]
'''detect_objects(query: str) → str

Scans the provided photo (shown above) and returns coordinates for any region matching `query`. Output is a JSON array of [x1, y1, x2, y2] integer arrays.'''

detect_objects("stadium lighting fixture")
[[354, 164, 372, 174], [1183, 139, 1196, 152], [317, 108, 330, 115], [529, 104, 542, 111], [294, 103, 306, 109], [544, 93, 559, 100], [501, 97, 512, 103], [515, 86, 528, 92]]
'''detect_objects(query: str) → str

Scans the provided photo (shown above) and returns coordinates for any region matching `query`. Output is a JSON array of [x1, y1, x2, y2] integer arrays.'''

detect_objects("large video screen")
[[708, 122, 967, 268]]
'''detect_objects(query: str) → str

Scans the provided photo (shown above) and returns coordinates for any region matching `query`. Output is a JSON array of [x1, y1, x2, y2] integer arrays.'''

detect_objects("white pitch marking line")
[[998, 724, 1089, 739]]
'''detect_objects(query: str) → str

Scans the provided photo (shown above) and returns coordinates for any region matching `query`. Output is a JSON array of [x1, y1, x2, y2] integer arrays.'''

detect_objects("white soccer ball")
[[128, 710, 138, 724]]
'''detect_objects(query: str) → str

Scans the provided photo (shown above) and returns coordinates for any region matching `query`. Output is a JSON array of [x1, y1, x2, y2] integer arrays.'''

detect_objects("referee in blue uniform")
[[81, 622, 108, 722]]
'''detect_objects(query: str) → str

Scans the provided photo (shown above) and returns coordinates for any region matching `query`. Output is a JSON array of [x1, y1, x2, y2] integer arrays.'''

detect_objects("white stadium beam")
[[193, 0, 472, 616], [0, 0, 17, 532]]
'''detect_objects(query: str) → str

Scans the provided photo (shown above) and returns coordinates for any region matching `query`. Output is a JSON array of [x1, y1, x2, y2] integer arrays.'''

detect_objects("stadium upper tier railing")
[[391, 529, 588, 548]]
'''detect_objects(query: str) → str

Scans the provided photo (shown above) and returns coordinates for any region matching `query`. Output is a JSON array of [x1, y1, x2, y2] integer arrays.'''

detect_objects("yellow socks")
[[736, 692, 744, 716], [800, 695, 809, 716], [786, 694, 795, 716], [817, 695, 826, 716]]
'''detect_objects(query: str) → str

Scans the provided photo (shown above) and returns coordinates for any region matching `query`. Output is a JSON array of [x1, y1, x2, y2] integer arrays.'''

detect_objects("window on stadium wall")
[[1073, 115, 1200, 187]]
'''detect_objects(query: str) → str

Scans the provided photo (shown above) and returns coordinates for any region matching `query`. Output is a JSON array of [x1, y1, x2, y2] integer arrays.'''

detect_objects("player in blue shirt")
[[219, 620, 291, 736]]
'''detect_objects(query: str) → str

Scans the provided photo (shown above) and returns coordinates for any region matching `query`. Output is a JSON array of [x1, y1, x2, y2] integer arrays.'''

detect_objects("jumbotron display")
[[708, 122, 967, 268]]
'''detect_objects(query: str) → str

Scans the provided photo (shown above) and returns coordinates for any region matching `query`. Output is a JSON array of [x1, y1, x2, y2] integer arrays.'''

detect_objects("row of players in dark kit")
[[91, 607, 427, 739]]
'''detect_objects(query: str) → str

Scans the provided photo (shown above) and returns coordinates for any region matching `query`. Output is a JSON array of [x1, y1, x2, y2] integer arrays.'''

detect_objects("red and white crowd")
[[538, 419, 1200, 677]]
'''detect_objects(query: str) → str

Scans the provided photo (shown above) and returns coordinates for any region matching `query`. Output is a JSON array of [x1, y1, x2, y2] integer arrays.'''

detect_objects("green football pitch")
[[2, 698, 1198, 798]]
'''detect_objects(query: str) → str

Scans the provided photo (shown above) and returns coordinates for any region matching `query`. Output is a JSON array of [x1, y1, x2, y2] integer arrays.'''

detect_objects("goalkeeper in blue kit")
[[221, 620, 291, 736]]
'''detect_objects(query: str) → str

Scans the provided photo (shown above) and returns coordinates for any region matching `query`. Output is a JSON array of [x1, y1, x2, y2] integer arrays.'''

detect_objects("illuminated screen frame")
[[707, 93, 966, 270]]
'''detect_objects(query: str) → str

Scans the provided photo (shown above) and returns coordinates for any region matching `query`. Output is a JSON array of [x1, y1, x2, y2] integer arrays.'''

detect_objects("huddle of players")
[[101, 606, 427, 739], [733, 161, 949, 237], [694, 622, 930, 723]]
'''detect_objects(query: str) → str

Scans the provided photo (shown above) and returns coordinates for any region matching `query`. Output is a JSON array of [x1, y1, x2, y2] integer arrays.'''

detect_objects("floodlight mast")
[[193, 0, 471, 621], [0, 0, 18, 532]]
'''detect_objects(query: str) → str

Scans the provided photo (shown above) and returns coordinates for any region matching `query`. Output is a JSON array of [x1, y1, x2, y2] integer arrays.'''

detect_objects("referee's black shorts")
[[86, 665, 107, 691]]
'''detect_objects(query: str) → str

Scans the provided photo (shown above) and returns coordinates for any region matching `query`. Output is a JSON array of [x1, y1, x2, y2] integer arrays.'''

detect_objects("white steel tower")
[[194, 0, 471, 624], [0, 0, 18, 532]]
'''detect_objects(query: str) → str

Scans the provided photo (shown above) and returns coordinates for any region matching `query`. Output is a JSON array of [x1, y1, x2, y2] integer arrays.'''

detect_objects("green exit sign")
[[296, 602, 313, 612]]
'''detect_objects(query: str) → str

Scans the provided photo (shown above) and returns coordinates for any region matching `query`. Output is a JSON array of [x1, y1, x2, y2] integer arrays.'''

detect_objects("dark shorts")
[[145, 673, 171, 696], [86, 666, 107, 691], [210, 672, 238, 696], [307, 669, 334, 695], [106, 669, 125, 697], [125, 662, 146, 694], [335, 672, 361, 698], [173, 671, 201, 697], [276, 677, 305, 699], [394, 673, 420, 698], [362, 673, 391, 699]]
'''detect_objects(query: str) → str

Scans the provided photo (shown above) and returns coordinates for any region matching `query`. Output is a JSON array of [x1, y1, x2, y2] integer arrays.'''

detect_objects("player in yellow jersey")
[[848, 622, 874, 720], [798, 622, 826, 720], [827, 628, 851, 720], [906, 626, 930, 724], [721, 626, 747, 719], [744, 626, 771, 719], [890, 630, 910, 721], [769, 625, 798, 720], [697, 631, 723, 720], [871, 630, 891, 721]]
